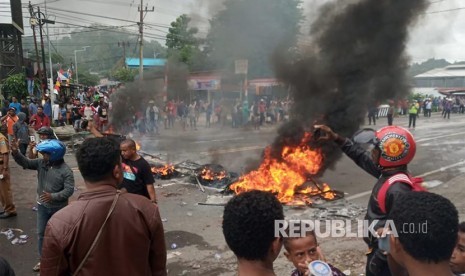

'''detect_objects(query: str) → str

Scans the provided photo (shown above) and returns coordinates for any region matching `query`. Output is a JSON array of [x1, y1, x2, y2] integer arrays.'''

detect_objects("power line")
[[22, 5, 172, 29], [427, 6, 465, 14]]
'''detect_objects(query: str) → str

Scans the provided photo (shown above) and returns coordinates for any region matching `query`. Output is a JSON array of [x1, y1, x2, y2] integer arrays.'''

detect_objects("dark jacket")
[[339, 138, 411, 246], [12, 151, 74, 208], [40, 186, 167, 276], [13, 112, 30, 144]]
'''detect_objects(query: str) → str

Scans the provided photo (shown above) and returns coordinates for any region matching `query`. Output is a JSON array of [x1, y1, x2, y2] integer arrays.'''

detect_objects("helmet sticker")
[[379, 132, 410, 162]]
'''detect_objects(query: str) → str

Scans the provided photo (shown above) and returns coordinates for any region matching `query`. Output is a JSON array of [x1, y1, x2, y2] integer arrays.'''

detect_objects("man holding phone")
[[11, 138, 74, 272], [314, 125, 419, 276]]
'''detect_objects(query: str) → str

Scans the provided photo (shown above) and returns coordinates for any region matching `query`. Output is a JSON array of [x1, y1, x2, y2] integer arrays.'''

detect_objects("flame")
[[230, 132, 338, 204], [199, 167, 227, 181], [151, 164, 175, 176], [135, 141, 141, 151]]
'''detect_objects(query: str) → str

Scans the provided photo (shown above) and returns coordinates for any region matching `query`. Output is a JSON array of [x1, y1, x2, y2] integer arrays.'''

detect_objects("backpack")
[[377, 173, 426, 214]]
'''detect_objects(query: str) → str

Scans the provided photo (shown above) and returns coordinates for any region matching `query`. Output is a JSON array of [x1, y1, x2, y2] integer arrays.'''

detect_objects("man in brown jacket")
[[40, 137, 167, 275]]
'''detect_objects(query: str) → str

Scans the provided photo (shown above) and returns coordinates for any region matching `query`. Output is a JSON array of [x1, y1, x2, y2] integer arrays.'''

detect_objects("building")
[[414, 65, 465, 88], [0, 0, 24, 81], [125, 58, 166, 69]]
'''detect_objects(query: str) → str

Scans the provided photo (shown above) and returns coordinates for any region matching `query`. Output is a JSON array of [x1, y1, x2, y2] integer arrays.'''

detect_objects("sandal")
[[33, 262, 40, 272]]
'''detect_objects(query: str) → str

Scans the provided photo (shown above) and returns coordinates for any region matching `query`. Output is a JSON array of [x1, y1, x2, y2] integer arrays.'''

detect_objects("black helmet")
[[37, 127, 55, 138]]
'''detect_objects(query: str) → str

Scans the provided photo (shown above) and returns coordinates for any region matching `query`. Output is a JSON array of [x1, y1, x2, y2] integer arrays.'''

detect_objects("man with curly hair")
[[222, 190, 284, 276], [388, 192, 458, 276], [451, 222, 465, 276]]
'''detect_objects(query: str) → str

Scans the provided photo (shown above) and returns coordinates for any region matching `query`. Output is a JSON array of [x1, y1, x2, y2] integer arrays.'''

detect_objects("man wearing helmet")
[[27, 127, 56, 160], [314, 124, 418, 276], [10, 139, 75, 272]]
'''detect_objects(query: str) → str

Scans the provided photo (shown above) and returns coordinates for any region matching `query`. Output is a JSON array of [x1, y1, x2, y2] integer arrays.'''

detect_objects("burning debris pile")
[[230, 131, 343, 206], [151, 164, 178, 180], [194, 164, 239, 190], [144, 159, 239, 191]]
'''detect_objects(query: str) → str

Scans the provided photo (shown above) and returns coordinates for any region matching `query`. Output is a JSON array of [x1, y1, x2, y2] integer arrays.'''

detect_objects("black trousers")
[[366, 249, 392, 276], [368, 114, 376, 125], [444, 110, 451, 119], [387, 114, 393, 126], [408, 114, 416, 128]]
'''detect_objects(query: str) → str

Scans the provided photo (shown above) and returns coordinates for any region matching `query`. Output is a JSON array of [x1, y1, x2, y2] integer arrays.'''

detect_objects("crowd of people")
[[130, 97, 293, 135], [368, 95, 465, 129], [1, 86, 464, 275], [0, 90, 110, 139]]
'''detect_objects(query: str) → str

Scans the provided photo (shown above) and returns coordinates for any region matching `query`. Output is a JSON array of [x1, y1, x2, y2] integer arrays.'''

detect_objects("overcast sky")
[[21, 0, 465, 64]]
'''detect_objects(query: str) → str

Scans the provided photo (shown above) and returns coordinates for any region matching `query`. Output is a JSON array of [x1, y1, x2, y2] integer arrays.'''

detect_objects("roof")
[[437, 87, 465, 96], [248, 78, 281, 87], [414, 65, 465, 78], [125, 58, 166, 68]]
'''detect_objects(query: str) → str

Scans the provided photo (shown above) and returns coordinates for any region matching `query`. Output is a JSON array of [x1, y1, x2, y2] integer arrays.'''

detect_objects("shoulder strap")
[[73, 191, 120, 276], [378, 173, 413, 214]]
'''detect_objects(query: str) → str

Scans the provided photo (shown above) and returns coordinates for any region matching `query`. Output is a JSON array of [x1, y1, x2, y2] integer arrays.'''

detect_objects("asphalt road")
[[140, 112, 465, 204]]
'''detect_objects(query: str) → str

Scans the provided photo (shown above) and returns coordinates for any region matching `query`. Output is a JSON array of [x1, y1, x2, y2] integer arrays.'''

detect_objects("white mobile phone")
[[30, 136, 35, 142]]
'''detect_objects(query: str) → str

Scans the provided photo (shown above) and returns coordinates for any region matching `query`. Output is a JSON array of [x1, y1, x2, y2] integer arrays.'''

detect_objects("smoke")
[[272, 0, 429, 171], [187, 0, 226, 32], [109, 74, 164, 133]]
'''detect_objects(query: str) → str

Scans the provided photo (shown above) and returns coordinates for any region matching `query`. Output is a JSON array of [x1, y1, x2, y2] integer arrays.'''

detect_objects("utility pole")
[[138, 0, 154, 80], [29, 2, 43, 95], [44, 0, 55, 103], [118, 41, 130, 68], [37, 7, 48, 92]]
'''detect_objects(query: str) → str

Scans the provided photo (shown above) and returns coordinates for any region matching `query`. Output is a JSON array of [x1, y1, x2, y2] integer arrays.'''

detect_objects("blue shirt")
[[29, 103, 38, 115], [9, 102, 21, 112], [43, 102, 52, 117]]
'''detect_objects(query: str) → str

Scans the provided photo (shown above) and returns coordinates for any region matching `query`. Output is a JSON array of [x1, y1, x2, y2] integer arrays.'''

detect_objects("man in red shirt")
[[30, 106, 51, 131]]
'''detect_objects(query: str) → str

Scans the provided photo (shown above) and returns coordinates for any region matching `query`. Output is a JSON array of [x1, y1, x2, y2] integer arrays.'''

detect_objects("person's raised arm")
[[87, 120, 104, 137], [11, 138, 40, 170]]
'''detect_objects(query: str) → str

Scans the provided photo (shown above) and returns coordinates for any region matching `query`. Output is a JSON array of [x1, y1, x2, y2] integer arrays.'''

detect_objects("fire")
[[135, 141, 141, 151], [230, 132, 339, 204], [151, 164, 175, 176], [199, 167, 227, 181]]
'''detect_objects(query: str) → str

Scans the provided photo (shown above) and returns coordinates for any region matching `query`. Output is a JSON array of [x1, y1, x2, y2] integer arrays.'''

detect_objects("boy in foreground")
[[283, 222, 345, 276]]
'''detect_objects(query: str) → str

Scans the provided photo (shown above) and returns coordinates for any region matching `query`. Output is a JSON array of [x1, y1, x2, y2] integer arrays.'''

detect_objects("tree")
[[1, 73, 28, 100], [112, 67, 137, 82], [77, 71, 99, 86], [144, 40, 167, 59], [23, 25, 169, 77], [204, 0, 303, 78], [51, 52, 64, 64], [408, 58, 450, 77], [166, 15, 200, 67]]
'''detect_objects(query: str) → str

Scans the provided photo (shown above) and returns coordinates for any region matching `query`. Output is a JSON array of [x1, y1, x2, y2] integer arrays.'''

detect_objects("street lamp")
[[74, 46, 90, 84]]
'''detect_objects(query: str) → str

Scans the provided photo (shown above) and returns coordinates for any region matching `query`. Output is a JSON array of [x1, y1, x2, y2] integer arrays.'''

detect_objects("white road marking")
[[346, 159, 465, 201], [199, 145, 264, 156], [345, 190, 372, 201], [192, 137, 245, 144], [416, 131, 465, 143]]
